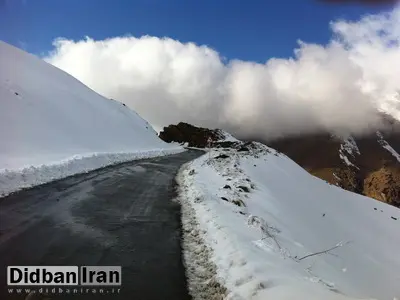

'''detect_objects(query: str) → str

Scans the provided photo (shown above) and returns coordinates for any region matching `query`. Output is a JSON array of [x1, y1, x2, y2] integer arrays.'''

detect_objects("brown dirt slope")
[[265, 129, 400, 208]]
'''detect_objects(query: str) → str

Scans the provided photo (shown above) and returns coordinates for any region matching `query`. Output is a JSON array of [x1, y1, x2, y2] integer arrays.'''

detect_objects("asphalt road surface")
[[0, 149, 203, 300]]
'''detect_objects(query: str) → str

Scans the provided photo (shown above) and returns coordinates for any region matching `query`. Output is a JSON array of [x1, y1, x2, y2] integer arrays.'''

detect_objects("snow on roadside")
[[177, 167, 227, 300], [0, 41, 183, 196], [1, 148, 183, 197], [377, 131, 400, 163], [178, 143, 400, 300]]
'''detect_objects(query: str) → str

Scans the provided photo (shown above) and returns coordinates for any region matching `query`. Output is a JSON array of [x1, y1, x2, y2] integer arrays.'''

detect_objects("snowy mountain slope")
[[336, 132, 400, 169], [377, 131, 400, 163], [215, 129, 239, 143], [265, 130, 400, 207], [178, 143, 400, 300], [0, 41, 182, 196], [338, 136, 360, 169], [159, 121, 400, 207]]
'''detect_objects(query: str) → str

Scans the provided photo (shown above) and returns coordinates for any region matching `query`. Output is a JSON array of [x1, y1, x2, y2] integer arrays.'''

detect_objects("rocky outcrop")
[[159, 122, 219, 147], [364, 167, 400, 207], [160, 121, 400, 208], [159, 122, 238, 148]]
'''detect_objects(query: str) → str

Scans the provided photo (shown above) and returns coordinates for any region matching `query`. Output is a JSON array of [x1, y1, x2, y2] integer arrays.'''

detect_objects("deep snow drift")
[[0, 41, 182, 196], [178, 143, 400, 300]]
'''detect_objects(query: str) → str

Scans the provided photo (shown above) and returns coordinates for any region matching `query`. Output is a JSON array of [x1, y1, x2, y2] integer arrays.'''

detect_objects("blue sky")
[[0, 0, 391, 62]]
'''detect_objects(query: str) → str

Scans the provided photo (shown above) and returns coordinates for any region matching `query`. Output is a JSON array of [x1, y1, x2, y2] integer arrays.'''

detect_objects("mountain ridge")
[[159, 122, 400, 207]]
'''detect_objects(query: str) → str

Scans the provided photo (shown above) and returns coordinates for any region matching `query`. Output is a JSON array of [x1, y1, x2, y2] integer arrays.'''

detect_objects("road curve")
[[0, 149, 203, 300]]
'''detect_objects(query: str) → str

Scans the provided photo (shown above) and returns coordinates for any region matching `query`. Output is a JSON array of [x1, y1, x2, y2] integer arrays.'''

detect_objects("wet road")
[[0, 150, 203, 300]]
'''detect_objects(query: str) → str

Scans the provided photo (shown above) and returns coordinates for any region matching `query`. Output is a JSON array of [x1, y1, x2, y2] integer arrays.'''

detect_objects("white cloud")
[[45, 7, 400, 140]]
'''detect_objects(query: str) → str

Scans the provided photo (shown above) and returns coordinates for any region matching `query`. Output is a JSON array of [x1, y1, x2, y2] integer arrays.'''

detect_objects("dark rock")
[[221, 197, 229, 202], [223, 185, 231, 189], [232, 199, 246, 207], [215, 154, 230, 159], [238, 147, 249, 152], [216, 141, 238, 148], [159, 122, 222, 148], [237, 185, 250, 193]]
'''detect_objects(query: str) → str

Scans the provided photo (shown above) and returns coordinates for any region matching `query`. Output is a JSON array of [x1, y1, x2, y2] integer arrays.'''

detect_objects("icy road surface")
[[0, 150, 203, 300]]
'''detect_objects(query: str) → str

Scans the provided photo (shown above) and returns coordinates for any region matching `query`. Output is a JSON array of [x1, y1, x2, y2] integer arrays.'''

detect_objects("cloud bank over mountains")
[[46, 7, 400, 140]]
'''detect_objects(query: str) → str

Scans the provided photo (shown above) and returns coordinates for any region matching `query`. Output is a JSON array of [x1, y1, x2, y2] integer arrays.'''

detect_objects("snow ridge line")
[[376, 131, 400, 163], [0, 148, 184, 197], [176, 162, 227, 300]]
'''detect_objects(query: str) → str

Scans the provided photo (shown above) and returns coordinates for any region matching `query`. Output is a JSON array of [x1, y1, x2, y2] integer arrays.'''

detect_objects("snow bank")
[[0, 41, 182, 195], [178, 143, 400, 300]]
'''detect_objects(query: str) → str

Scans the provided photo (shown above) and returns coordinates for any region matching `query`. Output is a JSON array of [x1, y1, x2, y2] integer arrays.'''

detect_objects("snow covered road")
[[0, 149, 203, 300]]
